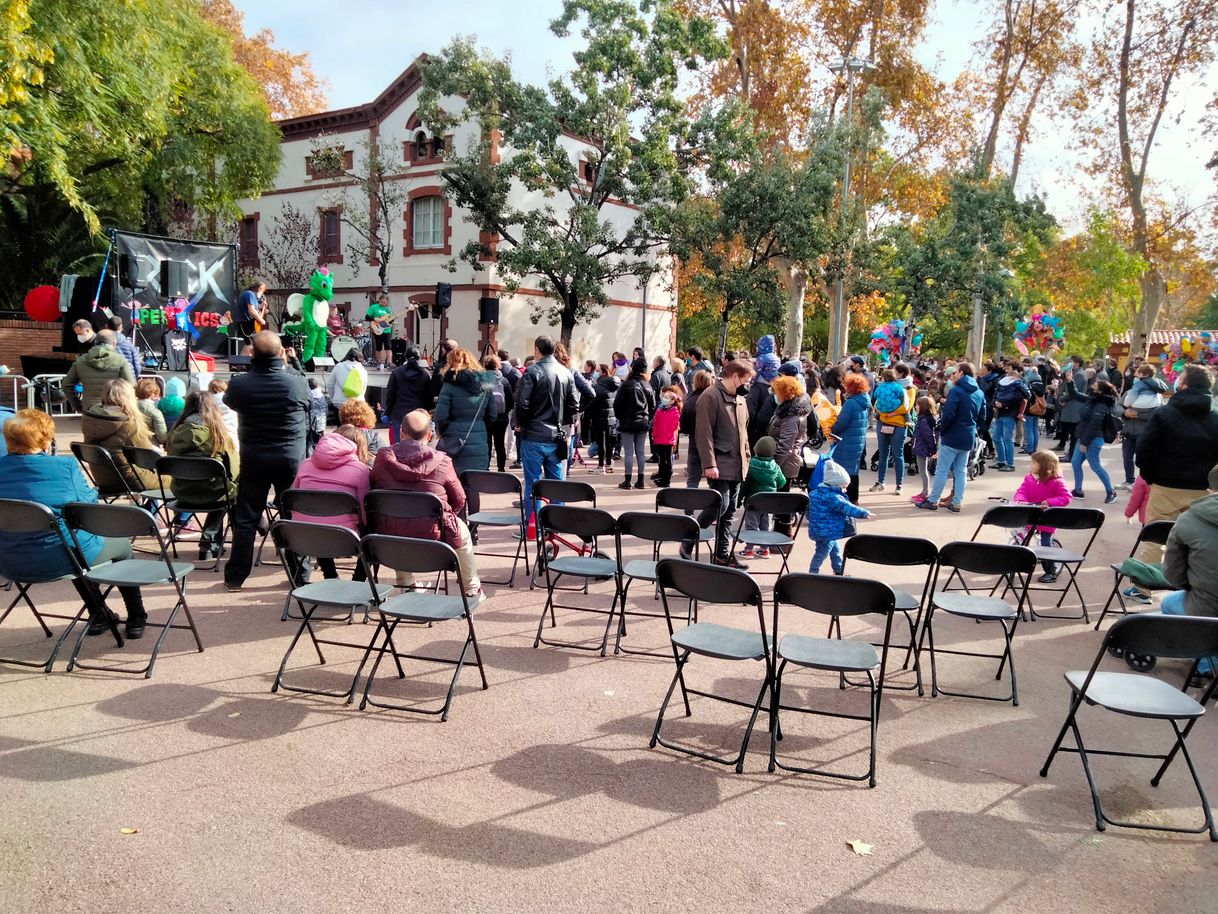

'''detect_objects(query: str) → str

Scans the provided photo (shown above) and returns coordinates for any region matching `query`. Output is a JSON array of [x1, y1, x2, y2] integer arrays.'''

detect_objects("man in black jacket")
[[223, 330, 311, 591], [515, 335, 579, 517]]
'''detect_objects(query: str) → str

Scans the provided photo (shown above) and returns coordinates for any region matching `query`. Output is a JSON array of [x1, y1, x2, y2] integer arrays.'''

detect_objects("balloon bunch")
[[1158, 333, 1218, 384], [867, 319, 923, 365], [1013, 304, 1064, 355]]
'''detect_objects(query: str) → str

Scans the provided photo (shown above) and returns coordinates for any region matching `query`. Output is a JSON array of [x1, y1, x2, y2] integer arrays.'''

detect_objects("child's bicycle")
[[527, 497, 615, 590]]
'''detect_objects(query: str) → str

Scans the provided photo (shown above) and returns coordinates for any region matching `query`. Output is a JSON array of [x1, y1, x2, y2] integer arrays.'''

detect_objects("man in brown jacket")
[[689, 358, 754, 567]]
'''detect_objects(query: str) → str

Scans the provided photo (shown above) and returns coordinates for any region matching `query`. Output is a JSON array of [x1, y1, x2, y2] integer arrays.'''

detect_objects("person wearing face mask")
[[650, 385, 682, 486], [72, 319, 96, 353]]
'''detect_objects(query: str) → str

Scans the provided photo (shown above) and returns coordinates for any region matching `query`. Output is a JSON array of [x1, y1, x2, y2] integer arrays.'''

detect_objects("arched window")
[[414, 131, 429, 160], [412, 196, 445, 249]]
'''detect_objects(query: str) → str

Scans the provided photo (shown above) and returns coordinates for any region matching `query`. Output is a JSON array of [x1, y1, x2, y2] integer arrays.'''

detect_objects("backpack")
[[1102, 411, 1122, 444], [341, 364, 366, 399], [490, 375, 507, 415]]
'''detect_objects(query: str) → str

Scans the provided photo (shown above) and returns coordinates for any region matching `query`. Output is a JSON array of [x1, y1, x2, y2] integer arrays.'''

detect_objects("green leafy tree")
[[417, 0, 725, 346]]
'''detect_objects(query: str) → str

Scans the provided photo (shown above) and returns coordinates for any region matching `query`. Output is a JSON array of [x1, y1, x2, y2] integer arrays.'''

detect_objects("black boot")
[[618, 477, 633, 490], [634, 476, 645, 489], [86, 610, 121, 637]]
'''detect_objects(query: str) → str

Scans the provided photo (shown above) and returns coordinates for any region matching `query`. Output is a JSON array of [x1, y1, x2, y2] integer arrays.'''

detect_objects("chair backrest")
[[844, 533, 939, 567], [533, 479, 596, 507], [743, 491, 809, 517], [156, 454, 227, 484], [974, 505, 1042, 538], [1037, 507, 1105, 533], [271, 519, 362, 561], [1135, 520, 1174, 549], [123, 446, 162, 473], [0, 498, 59, 536], [775, 573, 896, 619], [616, 511, 700, 545], [656, 557, 762, 607], [460, 469, 522, 516], [282, 488, 361, 520], [655, 487, 721, 515], [538, 504, 616, 541], [71, 441, 127, 493], [1105, 613, 1218, 661], [937, 540, 1038, 576], [63, 501, 158, 541], [363, 534, 460, 575], [364, 489, 444, 522]]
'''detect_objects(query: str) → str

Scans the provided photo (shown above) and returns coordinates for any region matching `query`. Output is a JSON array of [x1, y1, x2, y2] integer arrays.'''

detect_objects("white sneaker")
[[465, 588, 487, 606], [869, 482, 885, 492]]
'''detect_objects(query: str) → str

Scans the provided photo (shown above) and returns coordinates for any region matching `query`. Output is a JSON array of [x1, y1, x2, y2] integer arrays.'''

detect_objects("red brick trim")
[[402, 186, 451, 256], [404, 131, 450, 167], [478, 229, 499, 262]]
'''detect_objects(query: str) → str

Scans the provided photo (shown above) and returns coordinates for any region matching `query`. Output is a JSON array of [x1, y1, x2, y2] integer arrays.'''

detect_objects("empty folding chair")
[[649, 558, 773, 772], [269, 520, 392, 702], [62, 502, 201, 679], [461, 470, 528, 587], [940, 504, 1041, 593], [280, 488, 366, 618], [533, 504, 621, 653], [728, 491, 809, 577], [529, 479, 597, 590], [1012, 507, 1104, 623], [606, 511, 701, 657], [841, 534, 938, 695], [155, 455, 234, 570], [655, 486, 721, 557], [1095, 520, 1175, 630], [1040, 614, 1218, 841], [770, 574, 897, 787], [363, 490, 449, 594], [919, 541, 1037, 706], [359, 535, 489, 720], [0, 498, 121, 672]]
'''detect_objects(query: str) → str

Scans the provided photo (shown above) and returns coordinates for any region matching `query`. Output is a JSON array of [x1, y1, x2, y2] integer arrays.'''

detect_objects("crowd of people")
[[0, 326, 1215, 687]]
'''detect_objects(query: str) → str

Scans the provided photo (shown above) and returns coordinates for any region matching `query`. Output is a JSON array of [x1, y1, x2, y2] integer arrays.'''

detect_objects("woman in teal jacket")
[[829, 373, 872, 504], [433, 348, 500, 480]]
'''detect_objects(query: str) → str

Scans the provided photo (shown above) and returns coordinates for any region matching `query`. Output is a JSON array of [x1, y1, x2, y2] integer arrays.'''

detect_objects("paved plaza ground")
[[2, 425, 1216, 913]]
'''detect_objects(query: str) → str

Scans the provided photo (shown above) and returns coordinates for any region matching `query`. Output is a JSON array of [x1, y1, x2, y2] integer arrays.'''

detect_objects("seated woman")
[[166, 391, 240, 561], [81, 378, 161, 497], [290, 425, 372, 580], [338, 399, 383, 465], [0, 409, 146, 638]]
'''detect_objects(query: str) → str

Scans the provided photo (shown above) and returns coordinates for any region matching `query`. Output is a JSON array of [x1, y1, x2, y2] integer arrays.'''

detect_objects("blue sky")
[[240, 0, 1212, 234]]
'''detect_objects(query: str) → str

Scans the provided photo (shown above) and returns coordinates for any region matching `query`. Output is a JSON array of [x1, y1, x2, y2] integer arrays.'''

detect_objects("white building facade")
[[236, 59, 676, 365]]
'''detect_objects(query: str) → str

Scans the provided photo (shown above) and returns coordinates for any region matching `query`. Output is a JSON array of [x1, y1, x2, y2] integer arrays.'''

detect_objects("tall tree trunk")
[[1009, 69, 1048, 186], [778, 258, 807, 357], [560, 289, 577, 349], [717, 298, 735, 364], [1130, 270, 1167, 361]]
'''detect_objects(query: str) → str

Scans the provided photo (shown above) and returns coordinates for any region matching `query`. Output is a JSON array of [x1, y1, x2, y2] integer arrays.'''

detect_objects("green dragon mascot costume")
[[283, 267, 334, 364]]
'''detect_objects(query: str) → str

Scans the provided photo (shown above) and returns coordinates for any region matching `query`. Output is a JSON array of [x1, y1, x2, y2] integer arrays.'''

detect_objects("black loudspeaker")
[[391, 338, 409, 366], [227, 355, 253, 373], [118, 254, 140, 289], [159, 260, 190, 298], [435, 282, 453, 310], [479, 296, 500, 326]]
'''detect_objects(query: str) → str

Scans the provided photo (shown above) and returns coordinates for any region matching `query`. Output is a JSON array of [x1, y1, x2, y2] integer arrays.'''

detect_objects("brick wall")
[[0, 319, 72, 374]]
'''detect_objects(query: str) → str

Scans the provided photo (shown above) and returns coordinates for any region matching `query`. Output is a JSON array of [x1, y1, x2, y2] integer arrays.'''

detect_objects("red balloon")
[[23, 285, 61, 322]]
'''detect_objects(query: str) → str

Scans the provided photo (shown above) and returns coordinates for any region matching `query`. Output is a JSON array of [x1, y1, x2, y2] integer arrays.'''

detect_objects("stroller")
[[965, 436, 988, 480]]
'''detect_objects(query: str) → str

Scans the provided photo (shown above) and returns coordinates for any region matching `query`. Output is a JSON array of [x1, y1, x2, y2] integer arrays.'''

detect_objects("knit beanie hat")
[[821, 459, 850, 488], [753, 436, 777, 459], [778, 360, 801, 377]]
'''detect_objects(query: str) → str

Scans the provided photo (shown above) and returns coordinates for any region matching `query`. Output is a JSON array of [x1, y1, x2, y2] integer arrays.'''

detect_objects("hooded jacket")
[[614, 375, 655, 434], [993, 376, 1030, 419], [0, 453, 105, 581], [807, 482, 870, 542], [1076, 391, 1118, 447], [62, 345, 135, 412], [369, 438, 466, 546], [741, 455, 786, 501], [1120, 377, 1167, 437], [590, 374, 620, 428], [745, 378, 775, 446], [938, 374, 985, 451], [434, 368, 499, 474], [80, 405, 157, 493], [290, 433, 371, 531], [224, 356, 311, 466], [166, 413, 240, 506], [767, 393, 811, 479], [651, 396, 681, 446], [384, 359, 433, 429], [829, 391, 871, 475], [754, 335, 780, 383], [1163, 493, 1218, 616], [911, 411, 938, 457], [1136, 387, 1218, 490]]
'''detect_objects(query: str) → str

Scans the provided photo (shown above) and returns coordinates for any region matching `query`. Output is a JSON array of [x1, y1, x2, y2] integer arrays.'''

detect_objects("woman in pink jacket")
[[1012, 449, 1073, 584], [290, 426, 372, 580]]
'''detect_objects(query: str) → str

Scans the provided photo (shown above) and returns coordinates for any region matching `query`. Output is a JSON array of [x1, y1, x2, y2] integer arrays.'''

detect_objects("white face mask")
[[77, 334, 91, 343]]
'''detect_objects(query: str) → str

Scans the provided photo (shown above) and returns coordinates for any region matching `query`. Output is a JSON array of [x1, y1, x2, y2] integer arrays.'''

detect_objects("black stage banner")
[[113, 230, 237, 355]]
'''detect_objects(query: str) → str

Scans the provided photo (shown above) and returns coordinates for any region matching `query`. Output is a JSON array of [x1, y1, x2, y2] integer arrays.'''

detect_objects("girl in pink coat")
[[1012, 449, 1073, 584], [650, 385, 682, 487], [290, 426, 372, 580], [1124, 475, 1150, 525]]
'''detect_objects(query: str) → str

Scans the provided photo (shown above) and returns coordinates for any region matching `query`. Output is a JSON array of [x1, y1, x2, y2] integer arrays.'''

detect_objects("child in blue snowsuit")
[[807, 458, 872, 574]]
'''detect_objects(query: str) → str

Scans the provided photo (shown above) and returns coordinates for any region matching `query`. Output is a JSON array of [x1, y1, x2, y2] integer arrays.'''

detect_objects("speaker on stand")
[[159, 260, 190, 299], [478, 296, 499, 326]]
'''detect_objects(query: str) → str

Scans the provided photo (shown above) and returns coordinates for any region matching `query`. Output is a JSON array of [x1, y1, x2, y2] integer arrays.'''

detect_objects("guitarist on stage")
[[237, 280, 268, 340], [365, 292, 395, 371]]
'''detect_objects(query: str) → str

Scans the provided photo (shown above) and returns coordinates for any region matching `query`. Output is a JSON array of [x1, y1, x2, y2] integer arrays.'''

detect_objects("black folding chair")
[[650, 558, 773, 773], [279, 488, 366, 619], [1040, 614, 1218, 841], [0, 499, 122, 671], [770, 574, 897, 787], [841, 534, 938, 694], [1095, 520, 1176, 630], [62, 502, 201, 679], [70, 442, 134, 503], [155, 455, 233, 571], [533, 505, 621, 652], [461, 470, 528, 587], [919, 541, 1037, 706], [728, 491, 809, 577], [123, 446, 176, 524], [655, 486, 721, 553], [606, 511, 701, 657], [269, 520, 392, 703], [529, 479, 597, 591], [940, 504, 1041, 593], [1013, 507, 1105, 623], [364, 490, 449, 595], [359, 535, 488, 720]]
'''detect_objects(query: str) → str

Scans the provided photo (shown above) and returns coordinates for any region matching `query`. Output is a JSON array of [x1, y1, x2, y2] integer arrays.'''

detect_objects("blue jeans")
[[810, 539, 843, 574], [1121, 433, 1138, 485], [520, 438, 565, 517], [927, 443, 970, 507], [1070, 438, 1112, 497], [993, 415, 1016, 466], [1024, 415, 1039, 453], [875, 425, 906, 486], [1160, 594, 1214, 674]]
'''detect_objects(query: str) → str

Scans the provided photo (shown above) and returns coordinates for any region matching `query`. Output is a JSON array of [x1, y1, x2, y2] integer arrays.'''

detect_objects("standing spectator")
[[821, 365, 844, 409], [107, 316, 141, 378], [589, 365, 619, 474], [1054, 355, 1088, 456], [870, 369, 910, 494], [829, 373, 871, 504], [683, 346, 714, 389], [426, 338, 460, 407], [372, 409, 484, 599], [1022, 364, 1046, 455], [515, 335, 579, 516], [166, 391, 239, 562], [134, 377, 167, 444], [61, 329, 135, 413], [611, 351, 630, 380], [909, 396, 939, 504], [916, 362, 985, 513], [680, 369, 712, 488], [746, 335, 780, 447], [767, 373, 811, 484], [1118, 363, 1167, 488], [222, 331, 311, 592], [991, 362, 1030, 472], [1070, 380, 1119, 503], [803, 367, 838, 444], [290, 426, 371, 580], [434, 347, 499, 479], [649, 356, 672, 400], [71, 318, 96, 353], [1160, 467, 1218, 688], [650, 385, 681, 487], [325, 348, 368, 412], [498, 349, 521, 465], [483, 354, 513, 473], [689, 358, 754, 567], [613, 357, 655, 490], [556, 342, 595, 469], [383, 344, 433, 441], [81, 378, 160, 496], [977, 360, 1002, 459]]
